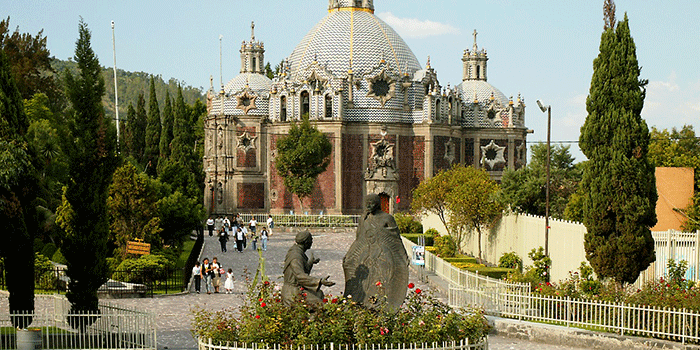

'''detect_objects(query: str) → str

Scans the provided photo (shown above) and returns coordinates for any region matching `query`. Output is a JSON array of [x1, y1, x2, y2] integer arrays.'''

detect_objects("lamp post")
[[536, 100, 551, 257]]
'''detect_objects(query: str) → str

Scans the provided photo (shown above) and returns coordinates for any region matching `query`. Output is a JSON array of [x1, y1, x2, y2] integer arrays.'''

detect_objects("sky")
[[3, 0, 699, 163]]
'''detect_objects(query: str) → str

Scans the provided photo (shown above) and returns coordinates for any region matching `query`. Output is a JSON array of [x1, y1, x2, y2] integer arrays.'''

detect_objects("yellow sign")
[[126, 241, 151, 255]]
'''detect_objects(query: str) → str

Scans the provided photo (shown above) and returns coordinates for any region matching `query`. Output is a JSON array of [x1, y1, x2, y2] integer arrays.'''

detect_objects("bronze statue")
[[343, 194, 409, 310], [282, 230, 335, 306]]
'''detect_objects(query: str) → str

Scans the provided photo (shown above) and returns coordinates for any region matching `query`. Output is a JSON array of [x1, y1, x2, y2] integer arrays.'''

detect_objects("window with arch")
[[435, 99, 441, 120], [476, 65, 481, 79], [252, 57, 257, 72], [301, 91, 310, 117], [280, 96, 287, 122], [325, 94, 333, 118]]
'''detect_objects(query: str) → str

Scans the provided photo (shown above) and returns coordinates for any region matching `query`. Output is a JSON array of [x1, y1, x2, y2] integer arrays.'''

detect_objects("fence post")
[[566, 296, 570, 327], [695, 230, 700, 282]]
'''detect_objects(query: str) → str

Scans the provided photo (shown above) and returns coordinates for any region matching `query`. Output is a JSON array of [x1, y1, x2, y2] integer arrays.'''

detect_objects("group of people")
[[191, 257, 236, 294], [206, 214, 274, 253]]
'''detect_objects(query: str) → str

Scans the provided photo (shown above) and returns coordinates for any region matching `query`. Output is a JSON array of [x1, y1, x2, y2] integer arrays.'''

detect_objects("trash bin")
[[16, 328, 42, 350]]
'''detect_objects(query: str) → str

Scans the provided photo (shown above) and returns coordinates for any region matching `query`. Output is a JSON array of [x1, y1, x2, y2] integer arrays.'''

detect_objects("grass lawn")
[[176, 239, 196, 269]]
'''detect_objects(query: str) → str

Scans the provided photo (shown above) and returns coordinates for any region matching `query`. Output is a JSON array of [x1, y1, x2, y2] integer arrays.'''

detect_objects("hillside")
[[51, 58, 204, 121]]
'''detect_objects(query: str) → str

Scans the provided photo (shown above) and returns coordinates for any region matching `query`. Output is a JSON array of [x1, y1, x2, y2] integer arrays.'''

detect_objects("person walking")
[[224, 268, 235, 294], [206, 217, 215, 236], [192, 261, 202, 293], [202, 258, 214, 294], [212, 257, 221, 293], [235, 226, 245, 253], [218, 228, 228, 252], [260, 226, 269, 251], [223, 216, 231, 235], [266, 214, 274, 235], [249, 217, 257, 234], [250, 229, 258, 251]]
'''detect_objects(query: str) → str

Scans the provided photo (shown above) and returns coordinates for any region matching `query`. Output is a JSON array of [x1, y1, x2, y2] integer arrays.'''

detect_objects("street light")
[[536, 100, 551, 257]]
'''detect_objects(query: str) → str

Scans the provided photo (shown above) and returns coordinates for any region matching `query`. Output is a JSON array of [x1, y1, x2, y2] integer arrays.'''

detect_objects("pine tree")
[[144, 77, 160, 176], [158, 90, 173, 165], [170, 84, 190, 164], [579, 12, 656, 284], [122, 102, 136, 159], [134, 92, 147, 166], [0, 48, 36, 327], [62, 18, 119, 315]]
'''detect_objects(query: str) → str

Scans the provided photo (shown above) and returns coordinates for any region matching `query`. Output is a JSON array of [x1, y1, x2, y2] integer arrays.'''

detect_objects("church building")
[[204, 0, 528, 215]]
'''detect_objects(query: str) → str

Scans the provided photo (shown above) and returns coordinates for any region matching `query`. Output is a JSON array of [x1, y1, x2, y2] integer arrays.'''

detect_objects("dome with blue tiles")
[[287, 2, 421, 81]]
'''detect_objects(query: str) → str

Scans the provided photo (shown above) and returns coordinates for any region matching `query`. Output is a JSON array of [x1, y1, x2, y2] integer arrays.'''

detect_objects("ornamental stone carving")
[[480, 140, 505, 169]]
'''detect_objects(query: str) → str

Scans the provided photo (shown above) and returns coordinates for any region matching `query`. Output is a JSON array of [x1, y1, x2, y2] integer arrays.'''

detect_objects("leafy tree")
[[157, 190, 204, 246], [274, 115, 332, 210], [0, 17, 64, 111], [579, 12, 656, 284], [500, 143, 581, 219], [445, 165, 503, 261], [648, 126, 700, 231], [158, 90, 173, 166], [62, 19, 119, 315], [144, 77, 161, 177], [264, 62, 274, 79], [107, 163, 162, 258], [411, 169, 452, 235], [0, 48, 37, 327]]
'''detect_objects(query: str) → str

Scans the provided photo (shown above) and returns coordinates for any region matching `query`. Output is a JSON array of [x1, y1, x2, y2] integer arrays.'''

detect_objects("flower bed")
[[192, 281, 490, 348]]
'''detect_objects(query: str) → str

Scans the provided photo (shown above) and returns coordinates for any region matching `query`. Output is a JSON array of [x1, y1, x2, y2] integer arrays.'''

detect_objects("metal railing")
[[0, 296, 156, 349], [236, 214, 360, 228], [197, 338, 488, 350]]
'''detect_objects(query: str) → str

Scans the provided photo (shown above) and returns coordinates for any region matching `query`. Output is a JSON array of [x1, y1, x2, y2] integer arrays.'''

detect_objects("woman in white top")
[[266, 215, 274, 235], [249, 218, 257, 233]]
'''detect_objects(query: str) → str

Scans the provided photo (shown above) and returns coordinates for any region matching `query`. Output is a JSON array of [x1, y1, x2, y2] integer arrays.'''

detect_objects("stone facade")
[[203, 1, 528, 215]]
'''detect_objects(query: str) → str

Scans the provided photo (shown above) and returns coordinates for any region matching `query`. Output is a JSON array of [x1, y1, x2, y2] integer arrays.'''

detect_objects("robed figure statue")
[[343, 194, 409, 310], [282, 230, 334, 306]]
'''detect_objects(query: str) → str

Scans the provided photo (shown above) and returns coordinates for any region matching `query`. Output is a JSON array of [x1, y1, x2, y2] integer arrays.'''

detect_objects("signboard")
[[412, 245, 425, 266], [126, 240, 151, 255]]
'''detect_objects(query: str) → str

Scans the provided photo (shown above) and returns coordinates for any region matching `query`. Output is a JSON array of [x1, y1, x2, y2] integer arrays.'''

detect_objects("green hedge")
[[401, 234, 434, 246], [444, 257, 478, 264], [461, 266, 514, 280]]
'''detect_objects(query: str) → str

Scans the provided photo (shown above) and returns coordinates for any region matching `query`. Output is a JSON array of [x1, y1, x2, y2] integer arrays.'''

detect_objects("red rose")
[[259, 298, 263, 302], [261, 302, 267, 307], [264, 281, 270, 285], [323, 298, 328, 303], [415, 288, 422, 294], [255, 315, 260, 319], [303, 293, 307, 297], [408, 283, 415, 289], [331, 298, 338, 304], [375, 281, 382, 287]]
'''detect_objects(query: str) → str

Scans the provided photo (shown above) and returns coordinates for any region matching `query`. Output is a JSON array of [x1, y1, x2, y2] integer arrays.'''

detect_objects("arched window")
[[252, 57, 257, 72], [301, 91, 310, 117], [476, 65, 481, 79], [325, 94, 333, 118], [280, 96, 287, 122], [435, 99, 441, 120]]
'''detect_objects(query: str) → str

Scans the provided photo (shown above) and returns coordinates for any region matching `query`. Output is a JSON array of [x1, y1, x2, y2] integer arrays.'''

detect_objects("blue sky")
[[3, 0, 699, 163]]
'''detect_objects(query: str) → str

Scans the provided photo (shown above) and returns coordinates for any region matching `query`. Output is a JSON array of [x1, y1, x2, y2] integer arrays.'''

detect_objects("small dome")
[[287, 9, 421, 80], [456, 80, 508, 108], [224, 73, 271, 95]]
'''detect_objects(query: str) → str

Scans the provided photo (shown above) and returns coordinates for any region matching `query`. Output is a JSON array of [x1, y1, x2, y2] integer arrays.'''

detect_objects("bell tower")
[[462, 29, 488, 81], [240, 21, 265, 74]]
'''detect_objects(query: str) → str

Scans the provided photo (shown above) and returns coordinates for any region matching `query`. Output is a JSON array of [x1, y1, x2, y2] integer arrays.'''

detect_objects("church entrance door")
[[379, 193, 390, 213]]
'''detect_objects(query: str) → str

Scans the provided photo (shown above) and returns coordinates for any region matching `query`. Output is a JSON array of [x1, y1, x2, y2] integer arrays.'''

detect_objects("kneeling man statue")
[[282, 230, 335, 306]]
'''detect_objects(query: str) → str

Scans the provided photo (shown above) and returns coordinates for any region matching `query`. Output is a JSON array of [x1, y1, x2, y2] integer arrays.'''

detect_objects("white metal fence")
[[0, 296, 156, 350], [449, 285, 700, 344], [197, 338, 488, 350], [236, 214, 360, 228]]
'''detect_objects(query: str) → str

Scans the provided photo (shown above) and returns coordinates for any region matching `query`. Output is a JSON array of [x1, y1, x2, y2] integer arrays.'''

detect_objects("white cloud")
[[643, 72, 700, 129], [377, 12, 460, 39]]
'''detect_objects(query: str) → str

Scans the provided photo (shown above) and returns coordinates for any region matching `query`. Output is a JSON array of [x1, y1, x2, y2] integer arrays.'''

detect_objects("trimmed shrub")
[[498, 252, 522, 272], [394, 213, 423, 234], [113, 254, 174, 283], [444, 256, 478, 264], [434, 235, 457, 258], [401, 234, 434, 246], [40, 242, 58, 259], [462, 265, 514, 280], [51, 248, 67, 264]]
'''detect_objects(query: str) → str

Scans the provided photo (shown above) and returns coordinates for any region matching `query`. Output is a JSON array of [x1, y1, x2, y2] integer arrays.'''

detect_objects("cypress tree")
[[123, 102, 136, 159], [0, 48, 36, 327], [133, 92, 147, 166], [144, 77, 160, 176], [170, 84, 190, 164], [579, 12, 656, 284], [62, 19, 119, 315], [159, 90, 173, 162]]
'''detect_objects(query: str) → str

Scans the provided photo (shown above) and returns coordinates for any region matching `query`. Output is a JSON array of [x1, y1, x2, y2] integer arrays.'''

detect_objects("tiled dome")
[[224, 73, 272, 95], [287, 8, 421, 80], [456, 80, 509, 108]]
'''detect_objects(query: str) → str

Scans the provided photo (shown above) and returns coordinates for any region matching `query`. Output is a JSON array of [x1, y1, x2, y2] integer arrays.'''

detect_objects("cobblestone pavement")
[[1, 229, 592, 350]]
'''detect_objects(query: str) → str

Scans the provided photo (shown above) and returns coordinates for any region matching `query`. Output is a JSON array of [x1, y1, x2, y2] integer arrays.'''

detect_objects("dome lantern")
[[329, 0, 374, 12]]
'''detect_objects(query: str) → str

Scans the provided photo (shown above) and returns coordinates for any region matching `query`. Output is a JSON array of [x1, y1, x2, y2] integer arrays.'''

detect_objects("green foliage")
[[144, 77, 161, 177], [62, 19, 119, 315], [107, 163, 163, 256], [434, 234, 457, 258], [158, 90, 173, 167], [424, 228, 440, 236], [500, 143, 582, 219], [666, 259, 691, 289], [400, 234, 434, 247], [411, 168, 451, 235], [34, 252, 58, 290], [40, 242, 57, 258], [579, 14, 656, 285], [498, 252, 522, 272], [191, 280, 490, 346], [528, 247, 551, 283], [157, 190, 204, 246], [51, 248, 67, 264], [112, 254, 174, 283], [394, 212, 423, 234], [274, 115, 332, 207], [0, 46, 36, 325]]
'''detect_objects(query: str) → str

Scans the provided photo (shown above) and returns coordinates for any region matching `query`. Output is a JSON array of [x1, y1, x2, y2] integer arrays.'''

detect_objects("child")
[[224, 268, 235, 294]]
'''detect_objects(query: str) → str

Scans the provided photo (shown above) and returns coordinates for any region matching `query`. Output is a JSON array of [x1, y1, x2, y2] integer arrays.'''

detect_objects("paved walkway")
[[2, 229, 592, 350]]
